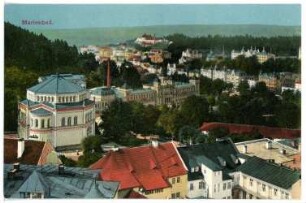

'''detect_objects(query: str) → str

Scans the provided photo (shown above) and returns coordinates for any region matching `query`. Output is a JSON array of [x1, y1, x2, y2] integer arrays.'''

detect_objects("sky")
[[4, 4, 301, 29]]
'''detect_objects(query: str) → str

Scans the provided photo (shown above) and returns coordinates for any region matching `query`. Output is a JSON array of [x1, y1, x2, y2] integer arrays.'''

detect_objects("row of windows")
[[247, 177, 289, 198], [31, 118, 50, 128], [213, 182, 231, 193], [61, 116, 78, 127], [144, 188, 163, 195], [190, 181, 205, 191], [36, 95, 78, 103], [58, 96, 77, 103], [171, 177, 180, 184], [171, 192, 180, 199]]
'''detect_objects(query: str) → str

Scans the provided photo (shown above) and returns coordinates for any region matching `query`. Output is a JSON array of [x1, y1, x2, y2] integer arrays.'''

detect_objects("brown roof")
[[4, 138, 46, 165], [200, 122, 301, 139]]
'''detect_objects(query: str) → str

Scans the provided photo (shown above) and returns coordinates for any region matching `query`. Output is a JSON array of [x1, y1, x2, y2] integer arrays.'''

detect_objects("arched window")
[[74, 116, 78, 125], [61, 117, 65, 126], [41, 119, 45, 128], [37, 96, 40, 102], [51, 97, 54, 102], [35, 119, 38, 127], [68, 117, 71, 126], [66, 96, 69, 102]]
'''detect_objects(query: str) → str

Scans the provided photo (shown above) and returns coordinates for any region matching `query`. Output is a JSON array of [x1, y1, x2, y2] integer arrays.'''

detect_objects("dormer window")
[[195, 166, 199, 172]]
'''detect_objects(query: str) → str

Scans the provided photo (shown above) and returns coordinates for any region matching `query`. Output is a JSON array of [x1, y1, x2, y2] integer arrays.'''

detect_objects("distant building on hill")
[[231, 47, 275, 64], [135, 34, 171, 47]]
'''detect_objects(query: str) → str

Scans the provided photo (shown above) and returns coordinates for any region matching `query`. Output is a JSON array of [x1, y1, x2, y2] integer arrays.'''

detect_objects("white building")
[[18, 74, 95, 150], [231, 47, 275, 64], [179, 49, 203, 64], [177, 138, 240, 199]]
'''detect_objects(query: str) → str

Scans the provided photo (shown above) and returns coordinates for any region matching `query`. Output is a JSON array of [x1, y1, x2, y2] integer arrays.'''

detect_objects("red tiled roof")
[[199, 122, 301, 139], [90, 142, 187, 190], [126, 190, 147, 199], [4, 138, 46, 165]]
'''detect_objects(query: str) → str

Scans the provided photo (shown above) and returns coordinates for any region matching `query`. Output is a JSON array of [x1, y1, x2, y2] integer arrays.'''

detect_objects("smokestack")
[[17, 138, 25, 159], [106, 59, 111, 88]]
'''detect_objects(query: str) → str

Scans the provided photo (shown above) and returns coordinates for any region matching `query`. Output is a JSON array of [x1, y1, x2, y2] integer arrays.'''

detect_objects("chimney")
[[151, 139, 159, 148], [17, 138, 25, 159], [106, 59, 111, 88], [13, 163, 20, 171], [58, 164, 64, 175], [243, 145, 248, 154], [266, 140, 272, 149]]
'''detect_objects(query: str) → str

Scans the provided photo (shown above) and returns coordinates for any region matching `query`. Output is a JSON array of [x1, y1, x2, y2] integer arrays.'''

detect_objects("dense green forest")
[[4, 22, 99, 131]]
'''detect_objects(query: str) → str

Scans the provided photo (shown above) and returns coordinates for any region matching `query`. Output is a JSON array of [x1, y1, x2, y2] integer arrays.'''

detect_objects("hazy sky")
[[4, 4, 301, 29]]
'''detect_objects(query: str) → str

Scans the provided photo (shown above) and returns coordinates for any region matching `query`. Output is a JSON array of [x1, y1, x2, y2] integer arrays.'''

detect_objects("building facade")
[[18, 74, 95, 149]]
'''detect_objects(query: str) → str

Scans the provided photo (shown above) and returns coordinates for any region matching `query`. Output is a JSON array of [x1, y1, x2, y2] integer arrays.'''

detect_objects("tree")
[[180, 95, 210, 128], [178, 125, 204, 144], [120, 61, 143, 89], [238, 80, 250, 96], [207, 127, 229, 143]]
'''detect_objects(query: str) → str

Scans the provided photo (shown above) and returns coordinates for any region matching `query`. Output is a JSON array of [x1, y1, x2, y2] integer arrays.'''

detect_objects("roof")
[[4, 138, 46, 165], [235, 138, 299, 164], [90, 142, 187, 191], [30, 108, 52, 116], [178, 138, 240, 180], [90, 87, 115, 96], [200, 122, 301, 139], [28, 74, 85, 94], [20, 99, 94, 110], [4, 164, 119, 199], [236, 156, 300, 189]]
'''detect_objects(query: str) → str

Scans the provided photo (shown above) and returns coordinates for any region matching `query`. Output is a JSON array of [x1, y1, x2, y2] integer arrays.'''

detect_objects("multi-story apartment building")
[[90, 141, 188, 199], [18, 74, 95, 149], [232, 156, 301, 199]]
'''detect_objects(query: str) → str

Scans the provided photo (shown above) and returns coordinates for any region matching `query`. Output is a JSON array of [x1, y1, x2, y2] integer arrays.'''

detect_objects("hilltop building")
[[179, 49, 203, 64], [18, 74, 95, 150], [231, 47, 275, 64]]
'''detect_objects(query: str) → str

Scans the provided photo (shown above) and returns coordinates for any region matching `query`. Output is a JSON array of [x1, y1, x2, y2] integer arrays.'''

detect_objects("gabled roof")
[[17, 170, 49, 194], [30, 108, 52, 116], [4, 138, 46, 165], [4, 164, 119, 199], [90, 142, 187, 191], [236, 156, 300, 189], [178, 138, 240, 180], [28, 74, 85, 94]]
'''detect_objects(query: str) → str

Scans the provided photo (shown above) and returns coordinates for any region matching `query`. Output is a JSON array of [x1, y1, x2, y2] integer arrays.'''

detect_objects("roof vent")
[[280, 148, 286, 155], [266, 141, 272, 149]]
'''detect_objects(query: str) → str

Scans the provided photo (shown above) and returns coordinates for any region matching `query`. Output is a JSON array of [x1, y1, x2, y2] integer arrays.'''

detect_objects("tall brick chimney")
[[106, 59, 111, 88]]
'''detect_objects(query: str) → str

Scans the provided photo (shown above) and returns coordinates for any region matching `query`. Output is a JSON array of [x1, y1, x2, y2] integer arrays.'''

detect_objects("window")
[[31, 193, 42, 199], [190, 183, 194, 191], [249, 179, 253, 186], [203, 169, 206, 174], [59, 97, 61, 103], [177, 177, 180, 183], [51, 97, 54, 102], [227, 182, 231, 189], [223, 183, 226, 190], [214, 184, 216, 193], [35, 119, 38, 127], [262, 184, 266, 192], [47, 119, 50, 128], [274, 189, 278, 196], [285, 193, 289, 199], [199, 181, 205, 189], [41, 119, 45, 128], [68, 117, 71, 126], [61, 117, 65, 126], [74, 116, 78, 125], [172, 178, 175, 184], [176, 192, 180, 198], [171, 193, 176, 199]]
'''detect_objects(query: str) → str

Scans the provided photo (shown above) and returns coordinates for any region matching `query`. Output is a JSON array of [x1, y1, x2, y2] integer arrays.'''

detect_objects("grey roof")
[[20, 99, 94, 110], [178, 138, 241, 181], [28, 74, 85, 94], [30, 108, 52, 116], [90, 87, 115, 96], [4, 164, 119, 199], [236, 156, 300, 189]]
